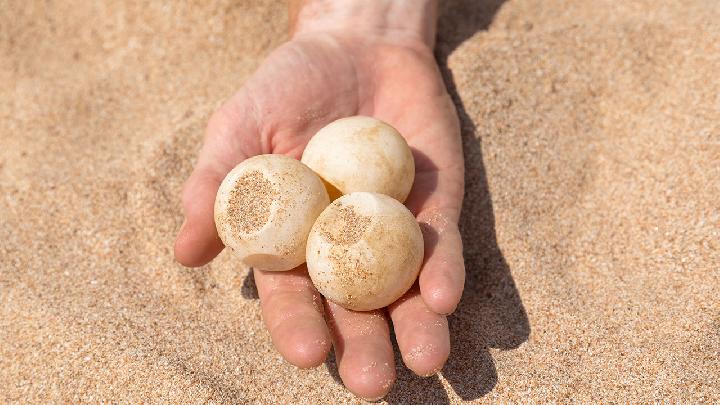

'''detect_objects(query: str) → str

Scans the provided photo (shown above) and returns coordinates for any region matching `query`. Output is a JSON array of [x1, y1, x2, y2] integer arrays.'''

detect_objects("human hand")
[[174, 0, 465, 399]]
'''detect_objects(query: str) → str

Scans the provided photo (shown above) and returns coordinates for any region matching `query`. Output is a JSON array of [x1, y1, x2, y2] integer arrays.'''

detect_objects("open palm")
[[174, 31, 465, 400]]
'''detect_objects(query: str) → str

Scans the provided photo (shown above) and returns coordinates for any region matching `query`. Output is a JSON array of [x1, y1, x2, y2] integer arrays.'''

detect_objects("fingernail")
[[179, 218, 188, 234]]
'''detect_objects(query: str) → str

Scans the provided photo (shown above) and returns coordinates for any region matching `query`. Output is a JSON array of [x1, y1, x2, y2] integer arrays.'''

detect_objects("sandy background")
[[1, 0, 718, 402]]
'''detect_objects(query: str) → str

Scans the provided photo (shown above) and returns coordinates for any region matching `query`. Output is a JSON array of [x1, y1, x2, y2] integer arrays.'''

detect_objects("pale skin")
[[174, 0, 465, 400]]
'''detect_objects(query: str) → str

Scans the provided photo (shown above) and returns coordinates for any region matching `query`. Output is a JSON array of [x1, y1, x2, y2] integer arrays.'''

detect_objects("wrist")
[[290, 0, 438, 49]]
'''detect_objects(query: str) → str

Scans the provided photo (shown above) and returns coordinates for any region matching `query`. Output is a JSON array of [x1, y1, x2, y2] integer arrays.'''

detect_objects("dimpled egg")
[[214, 154, 329, 271], [306, 192, 424, 311]]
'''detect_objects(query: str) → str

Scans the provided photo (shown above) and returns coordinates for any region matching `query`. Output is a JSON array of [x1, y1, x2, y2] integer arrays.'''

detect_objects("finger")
[[325, 302, 396, 401], [389, 287, 450, 376], [174, 163, 226, 267], [405, 146, 465, 315], [399, 102, 465, 315], [416, 208, 465, 315], [254, 266, 331, 368], [174, 106, 254, 267]]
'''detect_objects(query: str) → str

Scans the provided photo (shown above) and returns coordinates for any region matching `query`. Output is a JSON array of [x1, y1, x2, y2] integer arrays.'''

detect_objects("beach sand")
[[1, 0, 718, 402]]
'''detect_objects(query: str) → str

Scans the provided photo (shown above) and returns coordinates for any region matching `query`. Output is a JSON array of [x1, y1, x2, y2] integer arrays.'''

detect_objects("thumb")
[[174, 105, 255, 267], [174, 162, 226, 267]]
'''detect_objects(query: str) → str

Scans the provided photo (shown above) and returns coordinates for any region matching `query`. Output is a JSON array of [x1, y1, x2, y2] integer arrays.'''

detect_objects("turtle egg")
[[306, 192, 424, 311], [301, 116, 415, 202], [214, 154, 330, 271]]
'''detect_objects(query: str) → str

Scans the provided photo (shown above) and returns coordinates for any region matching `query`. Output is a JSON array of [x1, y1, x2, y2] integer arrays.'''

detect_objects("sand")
[[1, 0, 718, 402]]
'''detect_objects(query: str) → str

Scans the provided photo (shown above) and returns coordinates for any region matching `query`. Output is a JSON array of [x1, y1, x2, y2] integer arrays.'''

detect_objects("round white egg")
[[214, 154, 330, 271], [301, 116, 415, 202], [306, 192, 424, 311]]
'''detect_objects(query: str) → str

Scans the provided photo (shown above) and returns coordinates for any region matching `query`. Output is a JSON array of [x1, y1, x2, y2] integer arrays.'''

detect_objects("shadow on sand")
[[386, 1, 531, 402]]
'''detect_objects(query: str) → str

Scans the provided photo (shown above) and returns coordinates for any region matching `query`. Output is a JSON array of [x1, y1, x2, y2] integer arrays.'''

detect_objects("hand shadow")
[[436, 0, 531, 400]]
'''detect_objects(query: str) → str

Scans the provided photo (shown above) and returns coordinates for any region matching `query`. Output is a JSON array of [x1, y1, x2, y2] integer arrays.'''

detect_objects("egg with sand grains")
[[301, 116, 415, 202], [214, 154, 330, 271], [306, 192, 424, 311]]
